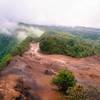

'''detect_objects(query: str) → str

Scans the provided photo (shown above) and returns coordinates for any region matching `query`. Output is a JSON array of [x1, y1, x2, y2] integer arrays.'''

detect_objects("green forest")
[[0, 25, 100, 70], [0, 34, 34, 70], [40, 31, 100, 57]]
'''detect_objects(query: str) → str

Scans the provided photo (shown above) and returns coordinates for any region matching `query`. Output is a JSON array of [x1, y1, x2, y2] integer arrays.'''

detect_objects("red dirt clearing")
[[0, 43, 100, 100]]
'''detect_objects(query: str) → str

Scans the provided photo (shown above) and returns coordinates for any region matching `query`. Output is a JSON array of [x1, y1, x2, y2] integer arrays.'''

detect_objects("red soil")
[[0, 43, 100, 100]]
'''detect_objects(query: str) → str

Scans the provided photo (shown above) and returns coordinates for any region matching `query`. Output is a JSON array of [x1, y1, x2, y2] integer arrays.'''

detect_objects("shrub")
[[67, 85, 87, 100], [52, 69, 76, 93], [67, 85, 100, 100]]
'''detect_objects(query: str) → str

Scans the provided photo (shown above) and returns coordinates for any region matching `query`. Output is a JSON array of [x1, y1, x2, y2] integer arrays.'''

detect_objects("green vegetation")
[[52, 69, 76, 93], [31, 24, 100, 40], [11, 36, 34, 56], [0, 34, 17, 70], [67, 85, 87, 100], [0, 36, 34, 70], [0, 54, 12, 70], [0, 34, 17, 59], [40, 32, 100, 57], [52, 69, 100, 100], [67, 85, 100, 100]]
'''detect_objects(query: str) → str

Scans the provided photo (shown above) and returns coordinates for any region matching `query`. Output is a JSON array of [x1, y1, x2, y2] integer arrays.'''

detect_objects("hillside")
[[0, 34, 17, 59], [40, 32, 100, 57], [0, 23, 100, 100], [0, 43, 100, 100], [0, 22, 44, 69]]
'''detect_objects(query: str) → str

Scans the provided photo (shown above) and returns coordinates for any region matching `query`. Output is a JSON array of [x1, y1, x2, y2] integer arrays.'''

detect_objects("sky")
[[0, 0, 100, 28]]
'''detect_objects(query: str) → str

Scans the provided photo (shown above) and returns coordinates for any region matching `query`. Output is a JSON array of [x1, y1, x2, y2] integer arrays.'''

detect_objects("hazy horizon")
[[0, 0, 100, 28]]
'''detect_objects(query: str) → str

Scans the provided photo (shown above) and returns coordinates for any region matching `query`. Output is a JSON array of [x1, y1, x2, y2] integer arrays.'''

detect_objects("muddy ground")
[[0, 43, 100, 100]]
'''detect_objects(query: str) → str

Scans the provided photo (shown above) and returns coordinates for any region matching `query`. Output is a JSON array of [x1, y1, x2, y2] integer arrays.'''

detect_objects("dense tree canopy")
[[40, 32, 99, 57]]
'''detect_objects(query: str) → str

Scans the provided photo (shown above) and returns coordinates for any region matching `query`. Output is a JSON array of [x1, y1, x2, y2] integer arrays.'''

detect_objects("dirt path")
[[0, 43, 100, 100], [28, 43, 100, 87]]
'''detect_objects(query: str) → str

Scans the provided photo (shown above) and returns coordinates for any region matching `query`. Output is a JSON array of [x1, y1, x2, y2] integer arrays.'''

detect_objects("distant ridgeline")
[[21, 23, 100, 40], [19, 22, 100, 41]]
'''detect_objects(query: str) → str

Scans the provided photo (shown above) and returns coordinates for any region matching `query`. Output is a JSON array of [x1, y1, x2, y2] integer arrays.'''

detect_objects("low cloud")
[[0, 0, 100, 27], [0, 20, 44, 41]]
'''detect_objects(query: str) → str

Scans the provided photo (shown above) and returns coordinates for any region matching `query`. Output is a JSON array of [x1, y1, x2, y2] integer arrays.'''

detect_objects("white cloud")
[[0, 0, 100, 27]]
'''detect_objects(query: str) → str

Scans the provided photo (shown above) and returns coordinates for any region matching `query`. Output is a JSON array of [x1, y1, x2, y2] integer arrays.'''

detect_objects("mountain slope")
[[0, 22, 44, 69], [0, 43, 100, 100]]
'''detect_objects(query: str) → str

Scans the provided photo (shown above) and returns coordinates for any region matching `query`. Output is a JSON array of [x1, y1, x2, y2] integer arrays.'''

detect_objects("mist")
[[0, 0, 100, 28], [0, 21, 44, 41]]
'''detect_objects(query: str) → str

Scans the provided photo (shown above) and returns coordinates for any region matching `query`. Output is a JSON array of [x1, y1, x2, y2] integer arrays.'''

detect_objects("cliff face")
[[0, 43, 100, 100]]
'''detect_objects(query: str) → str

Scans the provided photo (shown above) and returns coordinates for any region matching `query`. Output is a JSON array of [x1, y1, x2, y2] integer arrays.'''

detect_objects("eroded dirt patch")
[[0, 43, 100, 100]]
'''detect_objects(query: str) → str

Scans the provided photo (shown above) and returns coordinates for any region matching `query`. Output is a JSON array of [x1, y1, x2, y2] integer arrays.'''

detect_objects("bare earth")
[[0, 43, 100, 100]]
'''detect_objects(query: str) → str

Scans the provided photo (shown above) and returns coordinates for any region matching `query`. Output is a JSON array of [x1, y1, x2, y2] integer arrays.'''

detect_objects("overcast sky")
[[0, 0, 100, 27]]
